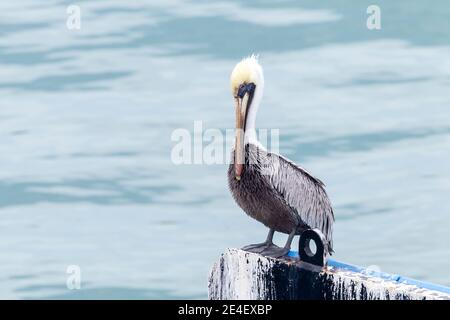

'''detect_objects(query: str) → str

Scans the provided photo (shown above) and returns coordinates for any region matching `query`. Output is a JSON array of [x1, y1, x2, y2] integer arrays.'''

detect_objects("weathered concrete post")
[[208, 248, 450, 300]]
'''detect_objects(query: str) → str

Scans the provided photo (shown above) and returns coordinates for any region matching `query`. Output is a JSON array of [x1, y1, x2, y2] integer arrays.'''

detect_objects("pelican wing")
[[261, 151, 334, 251]]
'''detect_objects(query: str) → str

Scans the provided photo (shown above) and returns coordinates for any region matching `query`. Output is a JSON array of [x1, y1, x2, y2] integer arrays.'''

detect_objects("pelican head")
[[230, 55, 264, 181]]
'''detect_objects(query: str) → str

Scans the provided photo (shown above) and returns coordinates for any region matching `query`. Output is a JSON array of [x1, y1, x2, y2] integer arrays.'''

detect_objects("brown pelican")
[[228, 55, 334, 258]]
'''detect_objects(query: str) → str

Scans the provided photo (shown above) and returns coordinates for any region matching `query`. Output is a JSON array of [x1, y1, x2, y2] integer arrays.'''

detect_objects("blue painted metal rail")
[[288, 250, 450, 295]]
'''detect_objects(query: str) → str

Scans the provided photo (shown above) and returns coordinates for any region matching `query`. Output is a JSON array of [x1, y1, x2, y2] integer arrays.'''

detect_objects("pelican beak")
[[234, 95, 247, 180], [234, 83, 255, 181]]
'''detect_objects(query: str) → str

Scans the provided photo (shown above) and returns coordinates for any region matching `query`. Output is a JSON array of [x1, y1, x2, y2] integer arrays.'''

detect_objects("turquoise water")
[[1, 0, 450, 299]]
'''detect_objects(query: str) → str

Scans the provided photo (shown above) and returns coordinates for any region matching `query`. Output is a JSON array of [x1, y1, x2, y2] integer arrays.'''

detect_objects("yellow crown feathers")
[[230, 54, 262, 96]]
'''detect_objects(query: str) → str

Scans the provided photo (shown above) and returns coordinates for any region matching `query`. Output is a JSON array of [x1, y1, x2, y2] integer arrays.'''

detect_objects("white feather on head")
[[230, 54, 264, 96]]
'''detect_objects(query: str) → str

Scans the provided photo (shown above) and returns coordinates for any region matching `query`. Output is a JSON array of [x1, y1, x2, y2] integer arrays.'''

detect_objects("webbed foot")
[[242, 242, 272, 253], [261, 246, 290, 258], [241, 229, 276, 253]]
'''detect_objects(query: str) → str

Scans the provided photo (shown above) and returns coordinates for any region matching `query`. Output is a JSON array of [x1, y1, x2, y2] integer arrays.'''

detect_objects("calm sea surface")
[[1, 0, 450, 299]]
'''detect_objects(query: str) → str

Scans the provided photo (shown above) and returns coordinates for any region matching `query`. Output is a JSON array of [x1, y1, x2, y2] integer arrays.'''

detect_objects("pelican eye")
[[237, 82, 256, 98]]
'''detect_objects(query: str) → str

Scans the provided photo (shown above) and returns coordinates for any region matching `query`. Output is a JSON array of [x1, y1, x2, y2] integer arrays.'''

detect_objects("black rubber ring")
[[299, 229, 325, 267]]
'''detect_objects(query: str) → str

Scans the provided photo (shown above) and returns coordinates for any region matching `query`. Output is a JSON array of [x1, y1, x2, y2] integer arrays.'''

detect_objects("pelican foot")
[[261, 246, 290, 259], [241, 242, 274, 254]]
